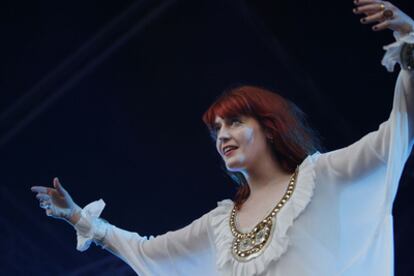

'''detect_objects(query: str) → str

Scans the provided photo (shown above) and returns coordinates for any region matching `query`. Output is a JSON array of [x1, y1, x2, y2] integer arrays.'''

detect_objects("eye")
[[210, 117, 241, 139], [230, 117, 242, 126], [212, 123, 221, 132]]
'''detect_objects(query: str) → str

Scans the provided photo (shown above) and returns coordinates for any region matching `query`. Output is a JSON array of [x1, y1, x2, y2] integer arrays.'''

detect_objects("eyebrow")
[[212, 118, 226, 126], [212, 116, 241, 128]]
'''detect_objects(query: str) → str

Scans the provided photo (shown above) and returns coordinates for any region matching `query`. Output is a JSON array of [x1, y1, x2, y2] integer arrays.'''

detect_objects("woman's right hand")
[[31, 177, 82, 225]]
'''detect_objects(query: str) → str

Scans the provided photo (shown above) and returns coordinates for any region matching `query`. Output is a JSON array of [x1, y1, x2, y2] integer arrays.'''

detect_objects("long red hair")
[[202, 85, 321, 210]]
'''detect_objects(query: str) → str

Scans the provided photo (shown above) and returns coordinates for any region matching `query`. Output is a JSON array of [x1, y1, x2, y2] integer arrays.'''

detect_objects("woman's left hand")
[[353, 0, 414, 35]]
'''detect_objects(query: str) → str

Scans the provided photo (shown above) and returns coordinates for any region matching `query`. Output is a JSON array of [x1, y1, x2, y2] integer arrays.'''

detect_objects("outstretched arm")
[[77, 203, 213, 275], [31, 179, 214, 275]]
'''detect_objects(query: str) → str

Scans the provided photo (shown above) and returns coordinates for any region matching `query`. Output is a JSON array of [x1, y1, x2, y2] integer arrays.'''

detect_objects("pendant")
[[229, 166, 299, 262], [231, 218, 274, 262]]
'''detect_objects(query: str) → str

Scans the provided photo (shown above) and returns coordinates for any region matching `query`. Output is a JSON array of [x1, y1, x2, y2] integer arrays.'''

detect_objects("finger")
[[372, 20, 391, 31], [353, 3, 384, 15], [31, 186, 51, 194], [53, 177, 67, 197], [46, 209, 53, 216], [36, 193, 50, 201], [39, 201, 51, 209], [354, 0, 382, 6], [360, 10, 388, 24]]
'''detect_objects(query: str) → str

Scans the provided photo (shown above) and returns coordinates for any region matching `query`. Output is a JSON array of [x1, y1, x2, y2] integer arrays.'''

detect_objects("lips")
[[224, 148, 237, 156], [222, 145, 238, 156]]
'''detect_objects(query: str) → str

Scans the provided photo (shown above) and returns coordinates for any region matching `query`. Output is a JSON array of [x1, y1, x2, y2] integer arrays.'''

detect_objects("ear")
[[265, 130, 274, 143], [264, 129, 272, 139]]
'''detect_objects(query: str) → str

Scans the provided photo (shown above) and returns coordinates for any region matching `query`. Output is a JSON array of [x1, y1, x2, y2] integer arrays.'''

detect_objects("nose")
[[217, 127, 231, 143]]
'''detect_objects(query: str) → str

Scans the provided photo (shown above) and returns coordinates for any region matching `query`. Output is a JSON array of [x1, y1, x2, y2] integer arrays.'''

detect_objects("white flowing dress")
[[73, 33, 414, 275]]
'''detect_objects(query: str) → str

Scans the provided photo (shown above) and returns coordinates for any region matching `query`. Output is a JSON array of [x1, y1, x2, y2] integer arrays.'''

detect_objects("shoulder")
[[208, 199, 233, 219], [301, 151, 321, 166]]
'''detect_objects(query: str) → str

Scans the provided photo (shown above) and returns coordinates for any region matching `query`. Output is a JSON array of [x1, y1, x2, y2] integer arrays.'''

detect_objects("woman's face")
[[214, 115, 270, 172]]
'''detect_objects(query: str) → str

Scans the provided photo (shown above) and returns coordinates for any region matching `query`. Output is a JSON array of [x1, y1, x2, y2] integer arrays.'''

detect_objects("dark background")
[[1, 0, 413, 274]]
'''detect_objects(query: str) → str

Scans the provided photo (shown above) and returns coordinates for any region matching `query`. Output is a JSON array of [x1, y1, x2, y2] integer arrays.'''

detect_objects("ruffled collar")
[[210, 152, 320, 275]]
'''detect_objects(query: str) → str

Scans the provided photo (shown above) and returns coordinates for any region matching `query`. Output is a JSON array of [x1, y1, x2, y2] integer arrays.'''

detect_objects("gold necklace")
[[229, 167, 299, 262]]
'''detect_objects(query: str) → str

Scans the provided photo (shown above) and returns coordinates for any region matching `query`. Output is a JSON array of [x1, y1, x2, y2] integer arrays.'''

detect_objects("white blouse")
[[73, 33, 414, 276]]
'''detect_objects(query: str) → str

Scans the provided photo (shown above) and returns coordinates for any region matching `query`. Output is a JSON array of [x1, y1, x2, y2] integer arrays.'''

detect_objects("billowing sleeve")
[[73, 200, 215, 275], [317, 32, 414, 209]]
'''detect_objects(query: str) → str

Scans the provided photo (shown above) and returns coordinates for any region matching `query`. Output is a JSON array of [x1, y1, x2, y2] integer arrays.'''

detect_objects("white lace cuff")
[[382, 31, 414, 72], [73, 199, 107, 252]]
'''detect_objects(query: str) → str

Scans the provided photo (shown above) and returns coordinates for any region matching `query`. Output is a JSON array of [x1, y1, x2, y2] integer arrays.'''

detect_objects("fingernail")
[[373, 26, 378, 31], [353, 8, 358, 13], [354, 0, 358, 4], [360, 18, 366, 23]]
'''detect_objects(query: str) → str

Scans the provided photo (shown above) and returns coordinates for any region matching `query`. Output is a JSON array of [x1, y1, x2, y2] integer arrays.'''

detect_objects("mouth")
[[224, 148, 238, 157]]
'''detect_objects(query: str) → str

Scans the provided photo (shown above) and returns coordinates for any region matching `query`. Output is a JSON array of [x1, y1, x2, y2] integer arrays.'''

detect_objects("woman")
[[31, 1, 414, 275]]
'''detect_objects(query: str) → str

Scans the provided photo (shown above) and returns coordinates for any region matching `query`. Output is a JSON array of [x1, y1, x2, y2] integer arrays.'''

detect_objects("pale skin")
[[31, 0, 413, 231], [214, 115, 293, 229], [31, 178, 81, 225], [353, 0, 413, 34]]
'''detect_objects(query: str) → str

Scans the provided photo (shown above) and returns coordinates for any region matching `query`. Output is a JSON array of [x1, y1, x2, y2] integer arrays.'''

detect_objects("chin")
[[223, 153, 250, 171], [225, 160, 245, 172], [226, 167, 241, 172]]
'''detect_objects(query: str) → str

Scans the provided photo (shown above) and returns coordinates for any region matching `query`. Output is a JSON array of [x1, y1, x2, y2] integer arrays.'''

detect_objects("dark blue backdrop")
[[1, 0, 413, 274]]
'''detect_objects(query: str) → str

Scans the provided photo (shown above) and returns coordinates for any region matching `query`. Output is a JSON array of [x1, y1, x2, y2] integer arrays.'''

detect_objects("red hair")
[[202, 85, 321, 210]]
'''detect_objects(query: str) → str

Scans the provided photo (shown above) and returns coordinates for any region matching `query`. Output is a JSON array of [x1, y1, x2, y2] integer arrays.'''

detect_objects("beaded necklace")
[[229, 167, 298, 262]]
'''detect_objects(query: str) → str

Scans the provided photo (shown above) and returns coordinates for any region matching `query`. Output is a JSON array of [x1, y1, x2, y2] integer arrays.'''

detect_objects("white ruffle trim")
[[382, 31, 414, 72], [74, 199, 106, 252], [211, 152, 320, 275]]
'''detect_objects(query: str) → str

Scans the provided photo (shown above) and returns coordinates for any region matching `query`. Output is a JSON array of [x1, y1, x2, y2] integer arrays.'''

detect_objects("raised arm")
[[317, 1, 414, 197], [317, 0, 414, 215]]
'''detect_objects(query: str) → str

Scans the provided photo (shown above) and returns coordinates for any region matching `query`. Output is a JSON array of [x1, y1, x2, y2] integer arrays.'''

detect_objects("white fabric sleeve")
[[318, 32, 414, 201], [73, 200, 214, 275], [73, 199, 107, 251]]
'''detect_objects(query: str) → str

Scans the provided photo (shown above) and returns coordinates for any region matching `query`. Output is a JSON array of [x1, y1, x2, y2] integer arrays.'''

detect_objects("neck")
[[241, 154, 291, 198]]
